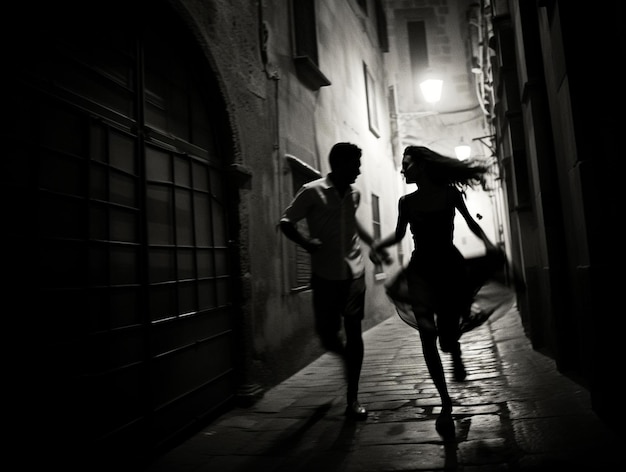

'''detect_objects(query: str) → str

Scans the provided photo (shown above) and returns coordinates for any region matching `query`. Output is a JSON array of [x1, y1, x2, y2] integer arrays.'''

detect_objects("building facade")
[[482, 0, 623, 430]]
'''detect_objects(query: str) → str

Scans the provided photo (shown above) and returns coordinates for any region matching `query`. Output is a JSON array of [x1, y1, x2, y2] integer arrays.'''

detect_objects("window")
[[364, 63, 380, 137], [285, 155, 321, 290], [371, 193, 384, 276], [388, 85, 400, 166], [291, 0, 330, 90], [374, 0, 389, 52], [356, 0, 368, 15], [408, 21, 429, 99]]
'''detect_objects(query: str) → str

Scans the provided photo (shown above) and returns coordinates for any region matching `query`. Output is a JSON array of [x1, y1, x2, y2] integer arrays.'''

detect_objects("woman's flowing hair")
[[404, 145, 490, 191]]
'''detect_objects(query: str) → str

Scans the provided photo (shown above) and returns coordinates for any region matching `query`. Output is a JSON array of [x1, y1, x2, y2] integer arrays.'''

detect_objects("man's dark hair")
[[329, 142, 362, 169]]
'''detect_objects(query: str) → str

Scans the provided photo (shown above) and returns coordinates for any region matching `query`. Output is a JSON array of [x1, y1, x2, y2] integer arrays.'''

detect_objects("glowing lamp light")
[[454, 144, 472, 160], [419, 78, 443, 104]]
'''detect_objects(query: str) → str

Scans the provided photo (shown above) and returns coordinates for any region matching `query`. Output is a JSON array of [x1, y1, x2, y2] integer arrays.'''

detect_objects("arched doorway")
[[5, 1, 238, 464]]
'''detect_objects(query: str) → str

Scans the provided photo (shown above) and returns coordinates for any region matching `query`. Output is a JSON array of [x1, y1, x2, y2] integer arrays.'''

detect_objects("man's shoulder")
[[297, 176, 329, 196], [303, 176, 327, 189]]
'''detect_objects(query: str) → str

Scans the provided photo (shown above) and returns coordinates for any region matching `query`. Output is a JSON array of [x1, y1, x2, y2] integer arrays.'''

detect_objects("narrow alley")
[[6, 2, 623, 467]]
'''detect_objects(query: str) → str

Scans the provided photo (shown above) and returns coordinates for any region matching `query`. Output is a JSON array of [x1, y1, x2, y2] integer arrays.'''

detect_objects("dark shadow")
[[330, 417, 359, 451], [271, 411, 359, 472], [277, 418, 359, 472], [230, 401, 334, 472], [438, 413, 460, 470], [263, 401, 334, 455], [442, 439, 460, 471]]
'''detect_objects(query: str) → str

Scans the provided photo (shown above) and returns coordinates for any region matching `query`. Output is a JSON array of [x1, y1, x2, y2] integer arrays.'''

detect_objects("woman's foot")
[[435, 404, 455, 440]]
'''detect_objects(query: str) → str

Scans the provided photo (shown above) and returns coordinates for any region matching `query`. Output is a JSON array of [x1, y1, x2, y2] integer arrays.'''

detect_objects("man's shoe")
[[345, 400, 368, 420]]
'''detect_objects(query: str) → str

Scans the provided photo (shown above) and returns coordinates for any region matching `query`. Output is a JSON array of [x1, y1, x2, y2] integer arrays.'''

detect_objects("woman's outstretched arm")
[[453, 189, 498, 251], [372, 197, 409, 252]]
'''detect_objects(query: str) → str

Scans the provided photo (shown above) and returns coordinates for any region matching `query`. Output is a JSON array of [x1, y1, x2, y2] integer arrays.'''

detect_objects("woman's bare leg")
[[415, 311, 455, 439], [415, 313, 452, 409]]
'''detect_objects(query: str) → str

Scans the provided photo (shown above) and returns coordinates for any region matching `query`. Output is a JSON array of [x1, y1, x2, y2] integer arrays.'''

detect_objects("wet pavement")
[[147, 298, 621, 471]]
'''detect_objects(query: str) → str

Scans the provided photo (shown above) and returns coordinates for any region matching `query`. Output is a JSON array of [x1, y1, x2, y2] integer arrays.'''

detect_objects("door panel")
[[5, 0, 237, 462]]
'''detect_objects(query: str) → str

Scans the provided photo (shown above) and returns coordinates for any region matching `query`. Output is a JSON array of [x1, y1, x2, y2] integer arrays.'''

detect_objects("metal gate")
[[5, 1, 237, 463]]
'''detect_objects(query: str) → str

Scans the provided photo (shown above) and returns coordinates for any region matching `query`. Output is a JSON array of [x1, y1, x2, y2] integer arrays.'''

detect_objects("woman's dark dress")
[[385, 186, 514, 348]]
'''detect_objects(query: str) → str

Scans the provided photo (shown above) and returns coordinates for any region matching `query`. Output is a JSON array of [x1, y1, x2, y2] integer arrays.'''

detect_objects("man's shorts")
[[310, 274, 366, 322]]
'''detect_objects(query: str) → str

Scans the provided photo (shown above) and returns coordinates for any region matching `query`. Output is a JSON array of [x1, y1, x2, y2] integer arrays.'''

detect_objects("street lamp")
[[454, 141, 471, 160], [419, 78, 443, 103]]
